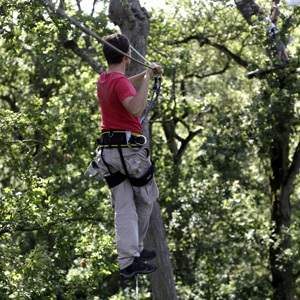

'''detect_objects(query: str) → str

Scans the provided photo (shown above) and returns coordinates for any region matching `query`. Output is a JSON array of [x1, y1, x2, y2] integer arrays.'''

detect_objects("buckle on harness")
[[126, 131, 147, 147], [134, 135, 147, 146]]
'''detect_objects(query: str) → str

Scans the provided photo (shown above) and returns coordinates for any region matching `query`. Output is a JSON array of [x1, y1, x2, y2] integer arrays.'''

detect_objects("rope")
[[135, 275, 139, 300], [130, 45, 151, 65], [37, 0, 153, 69]]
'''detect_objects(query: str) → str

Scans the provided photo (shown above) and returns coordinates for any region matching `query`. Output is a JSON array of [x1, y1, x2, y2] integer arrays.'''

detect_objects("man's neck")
[[107, 63, 126, 75]]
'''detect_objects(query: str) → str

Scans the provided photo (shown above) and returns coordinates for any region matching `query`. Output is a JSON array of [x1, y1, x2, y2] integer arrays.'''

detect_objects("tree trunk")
[[109, 0, 178, 298], [234, 0, 282, 24], [146, 202, 178, 300], [269, 135, 294, 300], [234, 0, 261, 24], [267, 81, 299, 300]]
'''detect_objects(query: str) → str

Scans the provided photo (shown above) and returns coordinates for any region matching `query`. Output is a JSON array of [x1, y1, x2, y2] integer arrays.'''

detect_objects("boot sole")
[[120, 266, 157, 280]]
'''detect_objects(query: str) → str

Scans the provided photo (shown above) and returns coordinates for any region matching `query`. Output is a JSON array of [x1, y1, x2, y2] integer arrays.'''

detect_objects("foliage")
[[0, 0, 300, 299], [0, 0, 121, 298]]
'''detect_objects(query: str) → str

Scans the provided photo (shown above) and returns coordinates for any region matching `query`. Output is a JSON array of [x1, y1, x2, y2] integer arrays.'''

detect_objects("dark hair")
[[103, 33, 130, 64]]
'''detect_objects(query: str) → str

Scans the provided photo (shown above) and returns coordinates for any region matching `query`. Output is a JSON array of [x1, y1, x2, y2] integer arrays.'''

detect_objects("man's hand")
[[147, 63, 163, 79]]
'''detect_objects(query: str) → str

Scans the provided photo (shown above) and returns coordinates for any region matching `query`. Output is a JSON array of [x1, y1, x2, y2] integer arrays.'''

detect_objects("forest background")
[[0, 0, 300, 299]]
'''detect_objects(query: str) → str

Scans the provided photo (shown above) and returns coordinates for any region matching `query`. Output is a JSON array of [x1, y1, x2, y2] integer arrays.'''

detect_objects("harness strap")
[[98, 130, 147, 148], [100, 146, 154, 188], [100, 147, 127, 188], [117, 147, 154, 187], [104, 171, 127, 188], [100, 147, 113, 175]]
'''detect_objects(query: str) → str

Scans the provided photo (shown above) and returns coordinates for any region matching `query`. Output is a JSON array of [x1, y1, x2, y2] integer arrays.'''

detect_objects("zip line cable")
[[130, 45, 151, 65], [38, 0, 153, 69]]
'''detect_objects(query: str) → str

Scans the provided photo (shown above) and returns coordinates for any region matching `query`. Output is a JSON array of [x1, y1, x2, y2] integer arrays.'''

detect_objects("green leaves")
[[1, 0, 300, 298]]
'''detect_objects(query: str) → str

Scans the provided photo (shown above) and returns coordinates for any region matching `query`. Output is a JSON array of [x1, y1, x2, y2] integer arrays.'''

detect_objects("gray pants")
[[100, 147, 159, 269]]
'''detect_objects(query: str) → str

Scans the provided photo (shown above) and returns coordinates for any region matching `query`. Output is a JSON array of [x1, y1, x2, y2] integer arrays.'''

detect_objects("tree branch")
[[185, 60, 230, 79], [1, 95, 19, 112], [283, 141, 300, 195], [64, 40, 105, 74], [207, 40, 249, 67], [170, 35, 249, 68], [175, 127, 203, 165], [246, 64, 296, 79]]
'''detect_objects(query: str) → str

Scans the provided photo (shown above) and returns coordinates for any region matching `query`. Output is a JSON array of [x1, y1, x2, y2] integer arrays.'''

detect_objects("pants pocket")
[[133, 179, 159, 205]]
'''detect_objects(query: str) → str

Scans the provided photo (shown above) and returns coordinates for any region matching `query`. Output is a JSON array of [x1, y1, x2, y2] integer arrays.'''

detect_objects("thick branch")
[[207, 40, 248, 67], [1, 95, 19, 112], [185, 61, 230, 79], [170, 35, 249, 68], [64, 40, 104, 74], [283, 141, 300, 195], [175, 128, 203, 165], [247, 64, 296, 79]]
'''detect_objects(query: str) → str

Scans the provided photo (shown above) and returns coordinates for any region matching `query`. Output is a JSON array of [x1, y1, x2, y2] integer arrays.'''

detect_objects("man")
[[95, 33, 162, 280], [260, 5, 289, 64]]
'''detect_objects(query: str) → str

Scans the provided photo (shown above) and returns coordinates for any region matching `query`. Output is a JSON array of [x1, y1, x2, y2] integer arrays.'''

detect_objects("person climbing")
[[86, 33, 162, 280], [260, 4, 289, 64]]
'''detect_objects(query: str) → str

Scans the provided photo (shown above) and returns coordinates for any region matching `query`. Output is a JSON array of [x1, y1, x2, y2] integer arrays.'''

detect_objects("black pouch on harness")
[[104, 171, 127, 188], [128, 164, 154, 187], [104, 164, 155, 188]]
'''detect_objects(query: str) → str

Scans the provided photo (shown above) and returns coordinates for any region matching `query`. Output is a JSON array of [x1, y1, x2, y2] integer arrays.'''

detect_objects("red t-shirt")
[[97, 72, 142, 133]]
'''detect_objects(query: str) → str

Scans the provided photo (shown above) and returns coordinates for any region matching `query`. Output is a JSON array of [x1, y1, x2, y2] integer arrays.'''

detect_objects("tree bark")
[[269, 128, 294, 300], [145, 202, 178, 300], [234, 0, 261, 24], [268, 104, 300, 300]]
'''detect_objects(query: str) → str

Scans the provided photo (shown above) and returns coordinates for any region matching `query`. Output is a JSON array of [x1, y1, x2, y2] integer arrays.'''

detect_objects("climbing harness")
[[101, 148, 154, 188], [99, 146, 155, 188], [92, 130, 155, 188], [117, 146, 154, 187]]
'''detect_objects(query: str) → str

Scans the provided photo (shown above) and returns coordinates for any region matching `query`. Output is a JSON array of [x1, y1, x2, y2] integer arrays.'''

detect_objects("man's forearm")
[[128, 71, 147, 86], [123, 73, 151, 117]]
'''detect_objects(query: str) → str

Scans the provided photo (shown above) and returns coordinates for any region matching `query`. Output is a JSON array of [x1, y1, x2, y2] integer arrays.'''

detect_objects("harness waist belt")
[[97, 130, 147, 148]]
